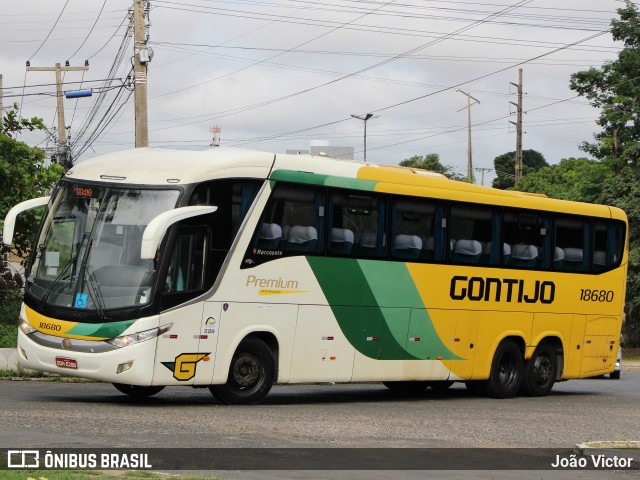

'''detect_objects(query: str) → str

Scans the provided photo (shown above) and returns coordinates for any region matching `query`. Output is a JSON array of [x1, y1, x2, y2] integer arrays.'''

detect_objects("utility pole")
[[475, 167, 492, 186], [457, 90, 480, 184], [133, 0, 151, 148], [351, 113, 378, 162], [211, 126, 221, 147], [27, 62, 88, 170], [510, 68, 523, 183], [0, 74, 3, 130]]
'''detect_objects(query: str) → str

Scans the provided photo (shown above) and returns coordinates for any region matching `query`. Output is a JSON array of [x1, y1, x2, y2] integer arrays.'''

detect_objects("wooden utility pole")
[[134, 0, 150, 147], [510, 68, 523, 183], [457, 90, 480, 183], [27, 62, 88, 170]]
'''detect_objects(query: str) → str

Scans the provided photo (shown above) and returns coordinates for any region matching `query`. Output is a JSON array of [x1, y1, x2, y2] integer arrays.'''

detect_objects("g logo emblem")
[[161, 353, 209, 381]]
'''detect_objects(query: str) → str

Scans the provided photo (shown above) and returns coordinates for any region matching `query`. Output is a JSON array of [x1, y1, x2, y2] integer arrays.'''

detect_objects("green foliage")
[[492, 149, 549, 189], [0, 103, 64, 259], [599, 166, 640, 345], [400, 153, 462, 180], [515, 157, 611, 203], [570, 1, 640, 169], [0, 278, 21, 348], [568, 1, 640, 346], [0, 102, 45, 138]]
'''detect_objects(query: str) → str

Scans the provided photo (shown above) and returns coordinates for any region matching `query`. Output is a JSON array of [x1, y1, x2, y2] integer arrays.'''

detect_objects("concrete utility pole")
[[510, 68, 523, 183], [27, 62, 88, 170], [475, 167, 492, 187], [457, 90, 480, 184], [351, 113, 378, 162], [133, 0, 151, 148]]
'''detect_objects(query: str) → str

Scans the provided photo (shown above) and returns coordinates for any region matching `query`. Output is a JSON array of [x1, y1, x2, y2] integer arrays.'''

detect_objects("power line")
[[28, 0, 70, 61], [66, 0, 108, 62]]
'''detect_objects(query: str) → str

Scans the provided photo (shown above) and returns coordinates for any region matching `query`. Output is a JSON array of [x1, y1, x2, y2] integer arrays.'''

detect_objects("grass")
[[623, 347, 640, 361]]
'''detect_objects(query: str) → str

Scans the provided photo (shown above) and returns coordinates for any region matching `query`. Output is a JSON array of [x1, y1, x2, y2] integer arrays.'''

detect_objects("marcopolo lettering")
[[450, 275, 555, 304]]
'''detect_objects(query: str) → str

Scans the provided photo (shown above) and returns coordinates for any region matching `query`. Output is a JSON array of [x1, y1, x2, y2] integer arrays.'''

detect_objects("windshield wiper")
[[85, 265, 107, 321], [39, 255, 76, 309]]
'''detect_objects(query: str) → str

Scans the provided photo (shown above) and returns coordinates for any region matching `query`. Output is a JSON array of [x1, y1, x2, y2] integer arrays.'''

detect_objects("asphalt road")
[[1, 372, 638, 479]]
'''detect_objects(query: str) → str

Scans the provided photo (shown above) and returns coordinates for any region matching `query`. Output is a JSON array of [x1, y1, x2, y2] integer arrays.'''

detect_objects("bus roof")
[[65, 147, 624, 221]]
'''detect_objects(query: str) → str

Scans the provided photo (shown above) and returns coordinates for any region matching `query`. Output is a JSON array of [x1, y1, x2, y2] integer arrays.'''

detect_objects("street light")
[[351, 113, 379, 162]]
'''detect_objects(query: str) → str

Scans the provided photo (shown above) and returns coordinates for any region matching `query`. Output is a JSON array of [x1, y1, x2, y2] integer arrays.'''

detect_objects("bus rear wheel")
[[520, 344, 557, 396], [483, 340, 523, 398], [112, 383, 165, 398], [210, 337, 275, 405]]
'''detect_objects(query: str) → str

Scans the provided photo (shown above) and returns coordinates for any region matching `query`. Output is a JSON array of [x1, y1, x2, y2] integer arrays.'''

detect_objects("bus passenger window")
[[250, 184, 324, 258], [450, 204, 498, 265], [392, 197, 442, 262], [554, 216, 587, 272], [330, 191, 386, 258], [503, 210, 548, 269], [592, 220, 624, 273]]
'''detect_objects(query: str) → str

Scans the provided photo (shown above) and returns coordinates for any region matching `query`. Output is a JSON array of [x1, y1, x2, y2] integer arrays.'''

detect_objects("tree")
[[570, 1, 640, 171], [400, 153, 462, 180], [0, 103, 64, 259], [492, 149, 548, 189], [569, 1, 640, 346], [515, 157, 611, 203]]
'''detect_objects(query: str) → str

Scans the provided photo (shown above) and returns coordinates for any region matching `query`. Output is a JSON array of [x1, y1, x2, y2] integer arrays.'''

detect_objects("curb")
[[0, 348, 18, 370]]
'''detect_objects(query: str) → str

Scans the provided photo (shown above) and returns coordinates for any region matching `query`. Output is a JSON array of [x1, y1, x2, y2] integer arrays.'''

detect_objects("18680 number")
[[580, 289, 614, 302]]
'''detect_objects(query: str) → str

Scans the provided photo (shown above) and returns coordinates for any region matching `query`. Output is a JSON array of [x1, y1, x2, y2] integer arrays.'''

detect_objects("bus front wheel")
[[210, 337, 275, 405], [112, 383, 165, 398], [483, 340, 523, 398], [520, 344, 557, 396]]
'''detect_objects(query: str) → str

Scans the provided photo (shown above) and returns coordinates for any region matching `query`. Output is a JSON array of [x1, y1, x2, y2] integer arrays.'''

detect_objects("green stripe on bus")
[[67, 319, 136, 339], [270, 170, 377, 191], [306, 257, 460, 361]]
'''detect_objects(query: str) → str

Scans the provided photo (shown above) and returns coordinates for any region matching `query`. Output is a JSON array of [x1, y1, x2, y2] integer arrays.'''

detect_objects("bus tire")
[[112, 383, 165, 398], [609, 370, 621, 380], [520, 344, 557, 396], [382, 381, 429, 392], [210, 337, 275, 405], [483, 340, 523, 398]]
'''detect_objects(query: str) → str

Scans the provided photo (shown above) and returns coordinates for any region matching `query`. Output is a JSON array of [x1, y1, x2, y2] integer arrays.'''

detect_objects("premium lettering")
[[246, 275, 299, 289], [450, 275, 555, 304]]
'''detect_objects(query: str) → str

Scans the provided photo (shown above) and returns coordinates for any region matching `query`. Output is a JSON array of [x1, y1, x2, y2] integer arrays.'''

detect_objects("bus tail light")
[[107, 324, 173, 348]]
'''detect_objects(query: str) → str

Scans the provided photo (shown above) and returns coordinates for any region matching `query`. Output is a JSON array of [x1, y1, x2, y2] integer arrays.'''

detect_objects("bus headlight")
[[106, 324, 172, 348], [19, 314, 37, 335]]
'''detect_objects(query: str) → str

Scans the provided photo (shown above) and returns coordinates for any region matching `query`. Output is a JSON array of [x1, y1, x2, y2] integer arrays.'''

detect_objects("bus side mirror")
[[140, 206, 217, 259], [2, 196, 51, 246]]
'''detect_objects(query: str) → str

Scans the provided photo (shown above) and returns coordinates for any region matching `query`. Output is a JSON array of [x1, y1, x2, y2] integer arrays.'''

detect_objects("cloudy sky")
[[0, 0, 630, 184]]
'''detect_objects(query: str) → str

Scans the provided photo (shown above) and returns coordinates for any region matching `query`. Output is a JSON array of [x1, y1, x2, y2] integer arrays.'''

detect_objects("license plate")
[[55, 357, 78, 369]]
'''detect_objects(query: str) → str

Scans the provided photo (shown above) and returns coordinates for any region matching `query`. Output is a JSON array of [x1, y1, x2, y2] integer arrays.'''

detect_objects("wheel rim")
[[231, 352, 261, 389], [532, 353, 553, 386], [498, 354, 517, 386]]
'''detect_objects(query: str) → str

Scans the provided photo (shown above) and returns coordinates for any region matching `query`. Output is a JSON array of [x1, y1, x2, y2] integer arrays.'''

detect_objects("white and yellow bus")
[[3, 148, 628, 403]]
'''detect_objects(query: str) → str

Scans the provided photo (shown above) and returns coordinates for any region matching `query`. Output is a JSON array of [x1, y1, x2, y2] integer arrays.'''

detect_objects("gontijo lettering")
[[450, 275, 555, 304]]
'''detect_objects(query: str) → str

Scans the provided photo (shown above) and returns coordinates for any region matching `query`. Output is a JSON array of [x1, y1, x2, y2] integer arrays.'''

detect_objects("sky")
[[0, 0, 631, 185]]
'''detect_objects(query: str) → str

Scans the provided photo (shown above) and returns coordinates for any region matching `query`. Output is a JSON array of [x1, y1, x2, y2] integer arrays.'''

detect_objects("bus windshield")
[[26, 182, 180, 314]]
